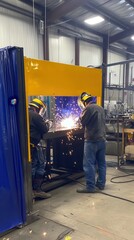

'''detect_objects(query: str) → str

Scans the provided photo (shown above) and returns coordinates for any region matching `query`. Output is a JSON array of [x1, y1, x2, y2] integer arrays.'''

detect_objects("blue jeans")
[[83, 140, 106, 190], [31, 146, 46, 179]]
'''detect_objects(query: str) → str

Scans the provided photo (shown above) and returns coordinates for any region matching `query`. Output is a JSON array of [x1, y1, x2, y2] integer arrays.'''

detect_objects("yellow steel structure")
[[24, 58, 102, 161], [24, 58, 102, 103]]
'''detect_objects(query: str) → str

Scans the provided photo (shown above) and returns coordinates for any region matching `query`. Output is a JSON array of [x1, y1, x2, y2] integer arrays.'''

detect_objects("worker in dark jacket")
[[29, 98, 52, 199], [77, 92, 106, 193]]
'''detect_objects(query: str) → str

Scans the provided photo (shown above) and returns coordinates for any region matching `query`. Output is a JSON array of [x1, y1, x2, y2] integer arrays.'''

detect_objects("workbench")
[[43, 127, 84, 170], [41, 127, 84, 191], [120, 119, 134, 165]]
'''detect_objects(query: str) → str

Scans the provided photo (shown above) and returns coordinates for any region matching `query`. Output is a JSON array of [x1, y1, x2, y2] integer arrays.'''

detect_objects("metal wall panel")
[[49, 32, 75, 64], [79, 40, 102, 67], [0, 7, 43, 59]]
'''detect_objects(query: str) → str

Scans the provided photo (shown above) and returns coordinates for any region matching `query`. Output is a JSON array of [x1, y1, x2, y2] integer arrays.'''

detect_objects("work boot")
[[32, 176, 51, 199], [33, 189, 51, 199], [95, 183, 105, 190], [76, 187, 96, 193]]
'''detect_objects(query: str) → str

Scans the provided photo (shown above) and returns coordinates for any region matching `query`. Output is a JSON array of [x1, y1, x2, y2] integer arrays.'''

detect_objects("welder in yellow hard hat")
[[29, 98, 53, 199], [78, 92, 93, 109], [77, 92, 106, 194], [29, 98, 47, 117]]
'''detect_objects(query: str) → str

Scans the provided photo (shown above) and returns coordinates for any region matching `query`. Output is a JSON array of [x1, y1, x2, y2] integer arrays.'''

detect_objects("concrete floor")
[[2, 155, 134, 240]]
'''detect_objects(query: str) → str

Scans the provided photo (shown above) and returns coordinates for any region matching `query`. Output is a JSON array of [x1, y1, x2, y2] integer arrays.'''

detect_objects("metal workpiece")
[[43, 126, 84, 139], [41, 127, 84, 192], [43, 126, 84, 171]]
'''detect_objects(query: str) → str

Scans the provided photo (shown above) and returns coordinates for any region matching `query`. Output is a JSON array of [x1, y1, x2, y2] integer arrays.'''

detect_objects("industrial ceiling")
[[0, 0, 134, 56]]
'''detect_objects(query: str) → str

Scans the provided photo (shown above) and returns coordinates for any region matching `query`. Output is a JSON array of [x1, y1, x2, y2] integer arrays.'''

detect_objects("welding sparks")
[[60, 116, 78, 129], [54, 96, 81, 129]]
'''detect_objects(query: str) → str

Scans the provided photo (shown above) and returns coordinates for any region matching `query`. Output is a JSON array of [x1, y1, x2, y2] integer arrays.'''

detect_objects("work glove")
[[45, 119, 53, 129], [76, 117, 82, 128]]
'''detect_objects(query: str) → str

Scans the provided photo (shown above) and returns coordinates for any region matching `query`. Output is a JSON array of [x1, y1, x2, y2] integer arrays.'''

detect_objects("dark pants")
[[83, 140, 106, 190], [31, 146, 46, 190]]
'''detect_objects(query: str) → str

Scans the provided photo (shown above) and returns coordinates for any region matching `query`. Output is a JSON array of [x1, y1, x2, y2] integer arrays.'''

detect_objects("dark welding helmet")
[[29, 98, 47, 117]]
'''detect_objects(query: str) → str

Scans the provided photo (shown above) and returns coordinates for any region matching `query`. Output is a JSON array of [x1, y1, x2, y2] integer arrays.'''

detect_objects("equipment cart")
[[120, 119, 134, 165]]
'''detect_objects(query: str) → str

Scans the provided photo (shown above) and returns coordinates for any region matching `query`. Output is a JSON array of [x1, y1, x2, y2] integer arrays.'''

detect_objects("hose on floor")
[[66, 177, 134, 204], [110, 173, 134, 183]]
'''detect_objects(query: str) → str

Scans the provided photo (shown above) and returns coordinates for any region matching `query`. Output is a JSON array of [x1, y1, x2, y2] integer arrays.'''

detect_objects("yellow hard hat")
[[29, 98, 46, 109], [80, 92, 92, 103]]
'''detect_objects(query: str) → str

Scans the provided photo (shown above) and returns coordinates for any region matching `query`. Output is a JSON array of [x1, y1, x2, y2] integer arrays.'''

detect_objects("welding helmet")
[[29, 98, 47, 117], [78, 92, 93, 109], [81, 92, 92, 103]]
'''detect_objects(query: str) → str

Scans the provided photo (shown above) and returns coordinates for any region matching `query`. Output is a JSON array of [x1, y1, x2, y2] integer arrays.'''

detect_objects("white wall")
[[79, 40, 102, 67], [107, 51, 126, 86], [0, 7, 127, 68], [129, 62, 134, 86], [0, 7, 43, 59], [49, 31, 75, 65]]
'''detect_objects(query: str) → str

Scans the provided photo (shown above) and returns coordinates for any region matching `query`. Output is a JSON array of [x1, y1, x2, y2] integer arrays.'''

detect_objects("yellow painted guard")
[[24, 58, 102, 161], [24, 58, 102, 98]]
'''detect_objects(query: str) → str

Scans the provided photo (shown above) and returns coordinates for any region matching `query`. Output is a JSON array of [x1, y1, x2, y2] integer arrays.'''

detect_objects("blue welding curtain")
[[0, 47, 26, 233]]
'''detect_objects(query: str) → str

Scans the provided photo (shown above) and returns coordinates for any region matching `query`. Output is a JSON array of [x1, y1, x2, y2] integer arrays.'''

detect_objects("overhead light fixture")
[[131, 35, 134, 40], [84, 16, 104, 25]]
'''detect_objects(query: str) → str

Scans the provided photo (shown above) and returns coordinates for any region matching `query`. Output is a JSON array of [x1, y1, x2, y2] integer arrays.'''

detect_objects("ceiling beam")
[[58, 29, 102, 47], [109, 28, 134, 43], [47, 0, 131, 32], [0, 1, 41, 19], [47, 0, 91, 23], [85, 0, 130, 30], [119, 41, 134, 50], [18, 0, 42, 11], [126, 46, 134, 54], [57, 29, 128, 57], [125, 0, 134, 8], [68, 20, 106, 38]]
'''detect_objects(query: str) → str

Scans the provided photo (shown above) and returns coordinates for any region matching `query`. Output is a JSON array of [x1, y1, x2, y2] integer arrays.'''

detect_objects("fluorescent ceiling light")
[[84, 16, 104, 25], [131, 35, 134, 40]]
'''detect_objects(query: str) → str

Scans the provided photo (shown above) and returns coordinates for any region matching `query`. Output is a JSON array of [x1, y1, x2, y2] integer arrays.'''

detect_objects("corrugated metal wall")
[[79, 40, 102, 67], [49, 31, 75, 64], [0, 6, 133, 105], [0, 7, 43, 59]]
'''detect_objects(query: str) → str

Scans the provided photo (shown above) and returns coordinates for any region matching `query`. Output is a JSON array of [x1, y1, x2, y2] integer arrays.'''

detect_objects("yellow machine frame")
[[24, 57, 102, 161], [24, 58, 102, 100]]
